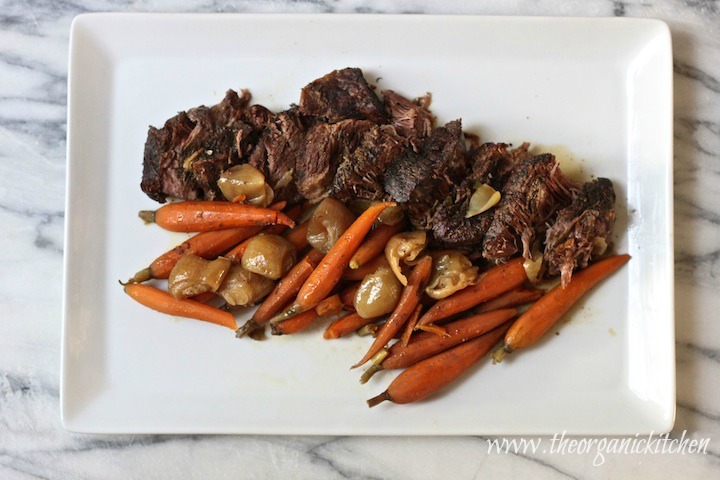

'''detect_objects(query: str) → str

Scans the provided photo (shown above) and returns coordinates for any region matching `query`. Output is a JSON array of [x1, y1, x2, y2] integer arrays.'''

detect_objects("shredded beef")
[[384, 120, 467, 229], [482, 154, 576, 261], [544, 178, 616, 286]]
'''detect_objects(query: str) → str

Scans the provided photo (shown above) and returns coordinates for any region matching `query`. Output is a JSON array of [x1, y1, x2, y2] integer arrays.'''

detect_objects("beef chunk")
[[384, 120, 467, 229], [544, 178, 616, 286], [430, 142, 529, 248], [296, 120, 376, 202], [382, 90, 434, 149], [299, 68, 387, 123], [249, 108, 307, 203], [141, 90, 262, 203], [331, 125, 404, 202], [482, 154, 576, 261]]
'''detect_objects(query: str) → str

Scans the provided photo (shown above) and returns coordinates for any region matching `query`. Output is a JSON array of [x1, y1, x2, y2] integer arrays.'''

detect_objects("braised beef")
[[248, 108, 307, 203], [382, 90, 434, 149], [544, 178, 616, 286], [141, 90, 263, 203], [331, 125, 404, 202], [294, 120, 375, 202], [482, 154, 576, 261], [299, 68, 387, 123], [384, 120, 467, 229], [430, 142, 529, 248]]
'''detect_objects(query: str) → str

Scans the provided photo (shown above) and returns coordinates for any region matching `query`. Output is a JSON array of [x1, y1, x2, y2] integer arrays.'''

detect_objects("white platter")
[[62, 14, 674, 434]]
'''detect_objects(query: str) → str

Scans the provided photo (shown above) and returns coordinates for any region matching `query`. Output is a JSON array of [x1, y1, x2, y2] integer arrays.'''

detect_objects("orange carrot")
[[341, 254, 390, 281], [271, 202, 395, 322], [386, 309, 517, 371], [236, 249, 324, 338], [284, 220, 310, 252], [353, 255, 433, 368], [349, 220, 407, 269], [270, 309, 319, 335], [399, 304, 423, 347], [124, 283, 236, 330], [474, 287, 543, 314], [367, 322, 510, 407], [125, 202, 286, 283], [324, 312, 381, 339], [417, 257, 526, 328], [339, 282, 361, 307], [493, 254, 630, 363], [315, 294, 344, 316], [142, 201, 295, 233]]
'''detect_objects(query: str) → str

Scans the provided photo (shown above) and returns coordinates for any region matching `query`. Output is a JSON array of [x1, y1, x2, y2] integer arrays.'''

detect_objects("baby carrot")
[[324, 312, 381, 339], [342, 254, 390, 281], [271, 202, 395, 322], [270, 309, 318, 335], [124, 283, 237, 330], [399, 304, 423, 348], [349, 220, 407, 269], [142, 201, 295, 232], [339, 282, 361, 307], [367, 322, 510, 407], [315, 294, 344, 316], [353, 255, 433, 368], [125, 202, 286, 283], [417, 257, 526, 328], [492, 254, 630, 363], [474, 288, 543, 314], [236, 249, 324, 338], [385, 309, 517, 371], [225, 206, 302, 261], [284, 220, 310, 252]]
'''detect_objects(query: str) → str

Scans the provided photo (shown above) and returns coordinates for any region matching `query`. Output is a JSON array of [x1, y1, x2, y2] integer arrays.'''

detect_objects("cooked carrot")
[[225, 236, 254, 261], [125, 202, 286, 283], [349, 220, 407, 269], [367, 322, 510, 407], [284, 220, 310, 252], [315, 294, 344, 316], [271, 202, 395, 322], [141, 201, 295, 233], [474, 287, 543, 314], [399, 304, 423, 347], [324, 312, 381, 339], [417, 257, 526, 328], [492, 254, 630, 363], [361, 309, 516, 383], [388, 309, 517, 370], [339, 282, 361, 307], [270, 309, 318, 335], [341, 254, 390, 281], [236, 249, 324, 338], [124, 283, 236, 330], [353, 255, 433, 368]]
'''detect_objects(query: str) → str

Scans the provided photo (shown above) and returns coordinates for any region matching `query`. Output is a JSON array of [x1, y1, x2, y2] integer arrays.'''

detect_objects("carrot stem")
[[270, 309, 319, 335]]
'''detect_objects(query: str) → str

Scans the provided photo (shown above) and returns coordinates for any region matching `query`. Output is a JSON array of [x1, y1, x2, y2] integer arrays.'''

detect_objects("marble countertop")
[[1, 0, 719, 478]]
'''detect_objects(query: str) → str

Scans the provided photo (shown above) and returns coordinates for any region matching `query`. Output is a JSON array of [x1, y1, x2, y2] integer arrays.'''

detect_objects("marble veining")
[[1, 0, 719, 478]]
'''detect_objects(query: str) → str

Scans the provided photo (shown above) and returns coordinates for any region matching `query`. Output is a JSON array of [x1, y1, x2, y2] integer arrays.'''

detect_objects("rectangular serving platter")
[[62, 13, 674, 434]]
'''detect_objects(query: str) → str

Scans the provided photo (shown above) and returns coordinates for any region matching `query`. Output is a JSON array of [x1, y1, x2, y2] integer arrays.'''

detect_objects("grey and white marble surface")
[[1, 0, 719, 478]]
